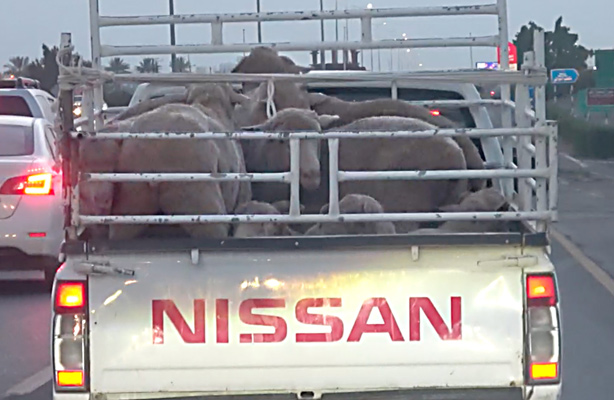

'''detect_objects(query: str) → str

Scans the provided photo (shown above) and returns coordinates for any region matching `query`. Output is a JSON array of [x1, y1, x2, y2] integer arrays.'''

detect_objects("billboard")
[[587, 88, 614, 106], [476, 62, 499, 70]]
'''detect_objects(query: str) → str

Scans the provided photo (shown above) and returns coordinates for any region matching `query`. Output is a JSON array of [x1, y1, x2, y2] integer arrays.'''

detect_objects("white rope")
[[55, 46, 115, 92], [266, 79, 277, 119]]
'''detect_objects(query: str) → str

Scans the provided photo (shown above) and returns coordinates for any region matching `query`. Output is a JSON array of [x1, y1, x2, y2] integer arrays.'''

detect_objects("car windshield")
[[0, 123, 34, 156]]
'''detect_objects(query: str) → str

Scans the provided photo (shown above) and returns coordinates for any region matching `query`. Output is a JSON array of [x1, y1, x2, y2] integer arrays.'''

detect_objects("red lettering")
[[295, 298, 344, 342], [152, 299, 205, 344], [347, 298, 404, 342], [409, 297, 462, 341], [216, 299, 229, 343], [239, 299, 287, 343]]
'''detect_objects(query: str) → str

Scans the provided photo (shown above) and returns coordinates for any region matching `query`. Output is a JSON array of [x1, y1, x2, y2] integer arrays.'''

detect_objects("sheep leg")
[[158, 182, 229, 239], [109, 182, 159, 240]]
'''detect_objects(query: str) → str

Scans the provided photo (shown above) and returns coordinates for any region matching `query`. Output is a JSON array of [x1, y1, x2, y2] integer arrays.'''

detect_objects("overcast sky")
[[0, 0, 605, 73]]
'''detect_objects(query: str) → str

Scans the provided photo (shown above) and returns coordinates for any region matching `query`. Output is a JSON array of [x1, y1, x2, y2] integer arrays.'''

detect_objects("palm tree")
[[136, 58, 161, 73], [106, 57, 131, 74], [171, 56, 192, 72], [3, 56, 30, 77]]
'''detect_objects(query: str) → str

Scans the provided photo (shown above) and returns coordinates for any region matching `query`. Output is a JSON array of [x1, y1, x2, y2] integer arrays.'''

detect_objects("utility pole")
[[469, 31, 474, 68], [169, 0, 177, 72], [256, 0, 262, 43]]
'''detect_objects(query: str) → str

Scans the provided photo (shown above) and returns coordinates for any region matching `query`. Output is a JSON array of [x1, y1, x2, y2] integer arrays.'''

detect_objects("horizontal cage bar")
[[109, 70, 548, 86], [78, 211, 553, 226], [72, 127, 551, 141], [98, 4, 499, 28], [83, 172, 291, 183]]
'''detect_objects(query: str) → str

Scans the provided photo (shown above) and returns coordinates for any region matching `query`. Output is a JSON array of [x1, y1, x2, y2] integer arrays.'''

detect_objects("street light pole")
[[320, 0, 325, 70], [257, 0, 262, 43], [169, 0, 177, 72]]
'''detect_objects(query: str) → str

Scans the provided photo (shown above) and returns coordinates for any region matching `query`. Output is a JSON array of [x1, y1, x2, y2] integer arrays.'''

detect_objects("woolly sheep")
[[231, 201, 298, 238], [109, 103, 252, 240], [436, 187, 512, 232], [325, 116, 469, 233], [304, 194, 396, 236], [308, 92, 486, 192]]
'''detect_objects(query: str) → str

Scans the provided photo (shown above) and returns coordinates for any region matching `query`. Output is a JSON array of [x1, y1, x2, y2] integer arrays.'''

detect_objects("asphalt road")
[[1, 154, 613, 400]]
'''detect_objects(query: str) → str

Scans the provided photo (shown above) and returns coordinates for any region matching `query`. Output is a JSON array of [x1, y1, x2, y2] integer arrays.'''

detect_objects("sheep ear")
[[225, 85, 251, 105], [319, 203, 330, 215], [317, 114, 341, 129]]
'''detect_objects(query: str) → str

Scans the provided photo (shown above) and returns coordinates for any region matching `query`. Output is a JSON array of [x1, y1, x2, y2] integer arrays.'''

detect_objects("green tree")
[[25, 44, 60, 93], [136, 58, 161, 73], [513, 17, 591, 72], [106, 57, 130, 74], [3, 56, 30, 77], [170, 56, 191, 72]]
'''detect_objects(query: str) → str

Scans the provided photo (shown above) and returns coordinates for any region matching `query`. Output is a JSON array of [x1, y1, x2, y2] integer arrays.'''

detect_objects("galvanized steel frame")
[[57, 0, 558, 235]]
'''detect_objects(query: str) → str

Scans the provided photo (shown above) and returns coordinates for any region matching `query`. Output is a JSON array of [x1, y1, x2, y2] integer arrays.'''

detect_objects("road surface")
[[1, 154, 614, 400]]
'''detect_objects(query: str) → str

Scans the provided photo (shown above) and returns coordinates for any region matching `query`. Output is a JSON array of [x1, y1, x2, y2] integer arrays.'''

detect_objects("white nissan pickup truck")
[[50, 2, 562, 400]]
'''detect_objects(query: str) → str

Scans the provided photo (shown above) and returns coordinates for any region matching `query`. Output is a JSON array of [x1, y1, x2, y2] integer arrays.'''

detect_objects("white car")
[[0, 115, 64, 287]]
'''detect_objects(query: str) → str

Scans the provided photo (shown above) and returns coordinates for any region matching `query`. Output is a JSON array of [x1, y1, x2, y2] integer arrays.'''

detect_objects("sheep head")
[[187, 83, 250, 124], [241, 109, 339, 191], [305, 194, 397, 236], [437, 187, 511, 232]]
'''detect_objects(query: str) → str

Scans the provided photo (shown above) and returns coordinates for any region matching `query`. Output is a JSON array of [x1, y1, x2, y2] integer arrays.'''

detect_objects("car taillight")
[[430, 109, 441, 116], [525, 273, 561, 385], [53, 279, 88, 392], [0, 173, 54, 195]]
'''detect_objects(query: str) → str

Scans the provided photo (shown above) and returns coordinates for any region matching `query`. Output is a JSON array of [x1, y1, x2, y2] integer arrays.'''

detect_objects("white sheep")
[[309, 92, 486, 192], [109, 102, 252, 240], [323, 116, 469, 233], [304, 194, 396, 236], [231, 201, 299, 238], [239, 108, 339, 204]]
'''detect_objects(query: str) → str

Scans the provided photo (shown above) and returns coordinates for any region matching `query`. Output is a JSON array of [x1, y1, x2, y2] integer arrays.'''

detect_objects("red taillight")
[[57, 371, 84, 387], [53, 280, 88, 392], [527, 274, 557, 306], [0, 173, 54, 195], [430, 109, 441, 116], [525, 273, 561, 385], [55, 282, 86, 313]]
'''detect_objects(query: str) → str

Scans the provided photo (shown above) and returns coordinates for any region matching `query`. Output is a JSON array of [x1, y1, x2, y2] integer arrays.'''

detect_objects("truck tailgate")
[[83, 245, 525, 395]]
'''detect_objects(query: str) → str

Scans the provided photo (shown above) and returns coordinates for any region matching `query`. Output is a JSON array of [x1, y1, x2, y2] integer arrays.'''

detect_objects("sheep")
[[232, 47, 309, 92], [322, 116, 469, 233], [308, 92, 486, 192], [77, 138, 122, 240], [109, 83, 250, 131], [109, 102, 252, 240], [239, 108, 339, 205], [232, 80, 313, 129], [434, 187, 512, 233], [304, 194, 396, 236], [231, 201, 298, 238]]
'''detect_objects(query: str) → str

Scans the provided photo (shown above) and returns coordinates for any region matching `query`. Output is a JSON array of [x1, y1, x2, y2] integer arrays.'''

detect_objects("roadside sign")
[[587, 88, 614, 106], [550, 69, 579, 84], [497, 42, 518, 64], [476, 62, 499, 70]]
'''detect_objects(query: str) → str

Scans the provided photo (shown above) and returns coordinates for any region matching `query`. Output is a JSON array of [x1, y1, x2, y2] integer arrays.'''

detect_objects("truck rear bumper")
[[54, 386, 561, 400]]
